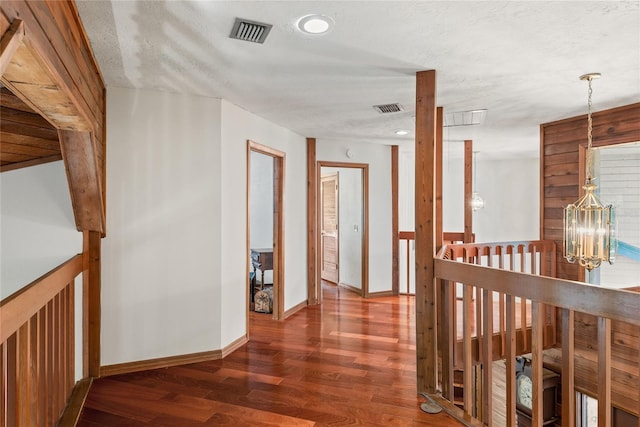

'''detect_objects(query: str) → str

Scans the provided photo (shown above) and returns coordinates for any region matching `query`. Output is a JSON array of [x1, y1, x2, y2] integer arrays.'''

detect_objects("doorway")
[[247, 140, 285, 323], [317, 162, 369, 299]]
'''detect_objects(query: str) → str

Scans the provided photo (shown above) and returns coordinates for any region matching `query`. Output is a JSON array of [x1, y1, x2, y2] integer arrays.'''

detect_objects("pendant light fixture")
[[563, 73, 617, 271], [471, 151, 484, 212]]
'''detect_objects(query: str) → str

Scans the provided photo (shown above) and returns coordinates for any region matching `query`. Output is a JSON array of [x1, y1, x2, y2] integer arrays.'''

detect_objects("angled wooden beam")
[[0, 19, 24, 77], [58, 130, 105, 233], [415, 69, 437, 394]]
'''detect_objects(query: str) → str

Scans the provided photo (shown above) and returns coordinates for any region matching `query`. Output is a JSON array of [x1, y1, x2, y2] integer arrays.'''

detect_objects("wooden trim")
[[436, 107, 443, 249], [463, 140, 473, 243], [427, 393, 486, 427], [0, 255, 82, 344], [415, 69, 437, 394], [306, 138, 318, 305], [247, 140, 286, 321], [0, 19, 24, 80], [365, 290, 394, 298], [57, 378, 92, 427], [245, 142, 252, 336], [100, 336, 247, 377], [83, 231, 101, 378], [221, 335, 249, 358], [539, 124, 545, 240], [339, 282, 362, 294], [391, 145, 399, 295], [317, 161, 369, 299], [435, 258, 640, 325], [101, 350, 224, 377], [284, 300, 308, 319]]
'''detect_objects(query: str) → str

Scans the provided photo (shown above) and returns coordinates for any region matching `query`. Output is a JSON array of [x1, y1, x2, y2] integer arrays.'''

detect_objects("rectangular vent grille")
[[373, 103, 403, 114], [230, 18, 272, 44]]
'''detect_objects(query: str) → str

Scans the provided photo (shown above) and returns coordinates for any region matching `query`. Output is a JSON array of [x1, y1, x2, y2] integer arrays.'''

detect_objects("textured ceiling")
[[76, 1, 640, 158]]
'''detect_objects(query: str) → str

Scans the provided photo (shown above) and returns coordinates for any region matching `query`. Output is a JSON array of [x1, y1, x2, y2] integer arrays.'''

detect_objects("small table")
[[250, 248, 273, 289]]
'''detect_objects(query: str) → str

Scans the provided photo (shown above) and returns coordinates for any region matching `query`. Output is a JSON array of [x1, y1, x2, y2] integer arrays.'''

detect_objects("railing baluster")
[[482, 287, 493, 425], [505, 294, 516, 427], [463, 283, 474, 413], [562, 308, 575, 427], [598, 317, 612, 427], [531, 301, 544, 426], [16, 323, 29, 426], [441, 279, 454, 401]]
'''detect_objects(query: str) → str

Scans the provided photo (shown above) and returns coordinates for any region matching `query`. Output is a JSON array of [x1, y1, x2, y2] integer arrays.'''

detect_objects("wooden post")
[[464, 140, 473, 243], [83, 230, 101, 378], [391, 145, 399, 295], [414, 70, 437, 394], [436, 107, 443, 250], [306, 138, 318, 305]]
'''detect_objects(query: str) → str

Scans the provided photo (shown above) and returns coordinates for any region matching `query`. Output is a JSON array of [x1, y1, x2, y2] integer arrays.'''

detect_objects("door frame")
[[316, 161, 369, 300], [246, 140, 285, 323]]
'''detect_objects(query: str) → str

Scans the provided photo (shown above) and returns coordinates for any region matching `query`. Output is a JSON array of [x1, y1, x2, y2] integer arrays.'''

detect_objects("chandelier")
[[563, 73, 617, 271]]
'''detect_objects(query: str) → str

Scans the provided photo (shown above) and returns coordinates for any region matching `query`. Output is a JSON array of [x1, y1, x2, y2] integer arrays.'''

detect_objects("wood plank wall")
[[540, 102, 640, 281], [540, 102, 640, 417]]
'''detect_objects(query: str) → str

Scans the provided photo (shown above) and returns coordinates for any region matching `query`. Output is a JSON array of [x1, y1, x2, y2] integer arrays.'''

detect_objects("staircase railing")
[[0, 255, 83, 427], [433, 240, 640, 426]]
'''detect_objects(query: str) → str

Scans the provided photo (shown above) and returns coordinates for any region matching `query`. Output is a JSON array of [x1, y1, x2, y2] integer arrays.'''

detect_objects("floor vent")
[[373, 103, 403, 114], [230, 18, 272, 44]]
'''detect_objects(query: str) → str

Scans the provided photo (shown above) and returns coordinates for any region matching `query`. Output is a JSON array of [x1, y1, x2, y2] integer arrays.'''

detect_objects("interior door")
[[321, 173, 339, 283]]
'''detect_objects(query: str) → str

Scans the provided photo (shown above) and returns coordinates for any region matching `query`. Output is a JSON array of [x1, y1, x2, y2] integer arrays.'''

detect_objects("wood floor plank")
[[77, 284, 462, 426]]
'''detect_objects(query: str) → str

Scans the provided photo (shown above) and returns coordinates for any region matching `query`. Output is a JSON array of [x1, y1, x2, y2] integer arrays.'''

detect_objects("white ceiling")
[[76, 1, 640, 158]]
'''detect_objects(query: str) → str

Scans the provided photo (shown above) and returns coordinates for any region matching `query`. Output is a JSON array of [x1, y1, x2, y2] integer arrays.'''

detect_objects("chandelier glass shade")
[[563, 73, 617, 271]]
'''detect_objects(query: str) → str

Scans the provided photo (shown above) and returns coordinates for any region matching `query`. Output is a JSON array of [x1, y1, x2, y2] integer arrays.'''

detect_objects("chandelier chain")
[[586, 77, 594, 181]]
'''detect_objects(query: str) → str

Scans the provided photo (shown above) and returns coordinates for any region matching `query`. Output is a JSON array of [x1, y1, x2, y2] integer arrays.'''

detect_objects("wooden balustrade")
[[0, 255, 83, 427], [398, 231, 474, 295], [433, 240, 640, 426]]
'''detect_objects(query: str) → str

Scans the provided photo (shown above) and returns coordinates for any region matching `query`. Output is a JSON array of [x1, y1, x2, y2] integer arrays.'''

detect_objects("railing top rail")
[[0, 254, 83, 343], [436, 240, 556, 259], [435, 258, 640, 326]]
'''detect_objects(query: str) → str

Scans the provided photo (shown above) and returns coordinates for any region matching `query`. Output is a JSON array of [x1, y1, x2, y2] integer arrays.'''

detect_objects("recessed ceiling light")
[[395, 129, 409, 136], [297, 14, 333, 35]]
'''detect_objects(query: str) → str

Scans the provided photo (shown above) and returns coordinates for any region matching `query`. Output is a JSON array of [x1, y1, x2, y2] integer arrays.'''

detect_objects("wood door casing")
[[321, 174, 339, 283]]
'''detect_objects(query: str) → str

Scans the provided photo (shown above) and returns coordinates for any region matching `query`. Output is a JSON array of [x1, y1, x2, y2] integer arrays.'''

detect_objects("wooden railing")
[[399, 231, 473, 295], [432, 240, 640, 426], [0, 255, 83, 427]]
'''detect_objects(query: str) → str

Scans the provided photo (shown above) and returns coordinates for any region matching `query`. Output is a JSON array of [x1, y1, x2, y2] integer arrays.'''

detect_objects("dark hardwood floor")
[[77, 284, 462, 426]]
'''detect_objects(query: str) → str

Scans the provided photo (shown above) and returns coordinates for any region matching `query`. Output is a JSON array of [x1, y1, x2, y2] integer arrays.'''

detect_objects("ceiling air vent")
[[373, 103, 403, 114], [230, 18, 272, 44]]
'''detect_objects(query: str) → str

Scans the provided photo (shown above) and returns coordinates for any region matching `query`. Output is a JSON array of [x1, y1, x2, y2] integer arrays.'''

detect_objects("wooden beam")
[[414, 69, 437, 394], [464, 140, 473, 243], [83, 231, 101, 378], [0, 154, 62, 172], [0, 19, 24, 78], [391, 145, 399, 295], [306, 137, 318, 305], [58, 129, 104, 233]]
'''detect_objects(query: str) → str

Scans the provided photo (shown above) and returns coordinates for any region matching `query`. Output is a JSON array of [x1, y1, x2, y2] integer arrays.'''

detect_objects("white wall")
[[103, 87, 223, 365], [317, 140, 392, 293], [323, 167, 363, 289], [221, 100, 307, 343], [1, 161, 82, 298], [399, 149, 539, 243], [100, 88, 308, 366]]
